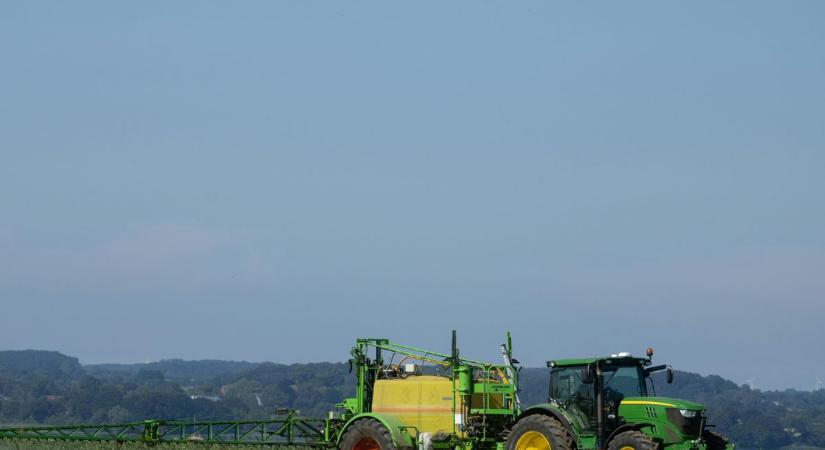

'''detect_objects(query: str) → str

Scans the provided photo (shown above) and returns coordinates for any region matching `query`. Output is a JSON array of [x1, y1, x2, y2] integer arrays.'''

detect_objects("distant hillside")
[[1, 350, 824, 448], [0, 350, 84, 382], [86, 359, 258, 384]]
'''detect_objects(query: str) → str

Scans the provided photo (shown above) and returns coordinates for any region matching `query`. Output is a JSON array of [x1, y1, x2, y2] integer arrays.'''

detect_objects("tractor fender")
[[605, 423, 654, 447], [515, 404, 576, 438], [337, 413, 415, 449]]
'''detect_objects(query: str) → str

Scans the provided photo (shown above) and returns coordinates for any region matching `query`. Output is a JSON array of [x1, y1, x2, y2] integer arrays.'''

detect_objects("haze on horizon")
[[1, 1, 823, 391]]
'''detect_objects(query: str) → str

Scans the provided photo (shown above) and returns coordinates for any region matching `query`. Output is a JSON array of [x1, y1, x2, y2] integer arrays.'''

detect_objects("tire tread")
[[339, 419, 395, 450], [606, 430, 658, 450], [506, 414, 575, 450]]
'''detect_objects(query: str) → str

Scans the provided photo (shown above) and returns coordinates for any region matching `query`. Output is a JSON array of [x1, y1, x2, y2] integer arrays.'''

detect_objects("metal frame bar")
[[0, 411, 332, 446]]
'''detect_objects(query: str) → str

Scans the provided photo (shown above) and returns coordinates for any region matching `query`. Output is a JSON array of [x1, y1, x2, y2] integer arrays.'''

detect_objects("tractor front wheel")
[[606, 430, 659, 450], [339, 420, 395, 450], [506, 415, 574, 450]]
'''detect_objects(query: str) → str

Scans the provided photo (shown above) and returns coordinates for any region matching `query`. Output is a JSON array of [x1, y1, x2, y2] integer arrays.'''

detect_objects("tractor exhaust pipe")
[[452, 330, 458, 362]]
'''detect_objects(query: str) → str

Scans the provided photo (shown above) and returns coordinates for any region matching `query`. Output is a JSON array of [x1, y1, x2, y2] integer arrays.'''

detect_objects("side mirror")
[[644, 364, 667, 376], [666, 366, 674, 384], [582, 364, 595, 384]]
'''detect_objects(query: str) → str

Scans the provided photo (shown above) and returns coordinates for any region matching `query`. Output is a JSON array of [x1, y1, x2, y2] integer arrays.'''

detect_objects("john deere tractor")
[[507, 348, 733, 450]]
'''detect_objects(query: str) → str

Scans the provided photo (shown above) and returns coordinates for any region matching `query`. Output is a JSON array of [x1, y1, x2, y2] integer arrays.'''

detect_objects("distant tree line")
[[1, 350, 824, 448]]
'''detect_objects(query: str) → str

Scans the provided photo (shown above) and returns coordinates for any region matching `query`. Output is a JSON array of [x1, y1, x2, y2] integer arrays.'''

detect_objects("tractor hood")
[[618, 397, 711, 444], [619, 397, 704, 411]]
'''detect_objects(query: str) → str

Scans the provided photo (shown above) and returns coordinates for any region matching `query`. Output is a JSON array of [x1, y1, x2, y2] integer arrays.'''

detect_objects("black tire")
[[506, 414, 575, 450], [339, 419, 396, 450], [606, 430, 658, 450], [703, 430, 729, 450]]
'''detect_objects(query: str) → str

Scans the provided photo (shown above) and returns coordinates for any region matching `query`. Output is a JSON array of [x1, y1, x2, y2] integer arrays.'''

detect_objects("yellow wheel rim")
[[620, 447, 635, 450], [515, 431, 551, 450]]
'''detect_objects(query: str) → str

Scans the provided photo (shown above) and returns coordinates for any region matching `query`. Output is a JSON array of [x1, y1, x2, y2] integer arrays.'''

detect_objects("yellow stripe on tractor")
[[621, 400, 677, 408]]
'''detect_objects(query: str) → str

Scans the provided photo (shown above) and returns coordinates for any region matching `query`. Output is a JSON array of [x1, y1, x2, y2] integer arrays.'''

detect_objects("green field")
[[0, 442, 313, 450]]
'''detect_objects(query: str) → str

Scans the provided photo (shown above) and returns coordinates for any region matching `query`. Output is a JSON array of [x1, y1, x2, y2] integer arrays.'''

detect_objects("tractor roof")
[[547, 355, 649, 368]]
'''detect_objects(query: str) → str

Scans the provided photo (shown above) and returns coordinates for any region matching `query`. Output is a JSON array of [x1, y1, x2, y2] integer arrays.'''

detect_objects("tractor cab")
[[547, 353, 659, 436], [548, 356, 647, 433]]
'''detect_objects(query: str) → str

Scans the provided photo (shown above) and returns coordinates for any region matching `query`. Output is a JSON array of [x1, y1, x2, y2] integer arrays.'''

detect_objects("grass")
[[0, 441, 315, 450]]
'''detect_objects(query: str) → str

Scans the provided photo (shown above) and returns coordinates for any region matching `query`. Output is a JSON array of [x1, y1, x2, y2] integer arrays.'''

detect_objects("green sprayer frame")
[[0, 410, 330, 446]]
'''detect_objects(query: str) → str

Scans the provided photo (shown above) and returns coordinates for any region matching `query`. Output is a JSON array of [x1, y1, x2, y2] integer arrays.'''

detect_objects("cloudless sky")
[[1, 1, 824, 391]]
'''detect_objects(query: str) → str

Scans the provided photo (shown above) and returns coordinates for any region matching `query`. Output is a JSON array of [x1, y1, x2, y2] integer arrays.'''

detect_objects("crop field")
[[0, 443, 313, 450]]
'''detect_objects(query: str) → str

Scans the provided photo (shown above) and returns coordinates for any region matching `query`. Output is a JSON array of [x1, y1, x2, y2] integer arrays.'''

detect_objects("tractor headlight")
[[679, 409, 698, 418]]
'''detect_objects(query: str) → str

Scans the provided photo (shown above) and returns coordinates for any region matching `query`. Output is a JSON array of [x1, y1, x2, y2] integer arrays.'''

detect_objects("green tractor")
[[507, 348, 733, 450]]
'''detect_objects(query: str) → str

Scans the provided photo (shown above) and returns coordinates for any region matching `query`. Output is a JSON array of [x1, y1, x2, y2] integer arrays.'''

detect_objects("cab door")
[[550, 366, 597, 432]]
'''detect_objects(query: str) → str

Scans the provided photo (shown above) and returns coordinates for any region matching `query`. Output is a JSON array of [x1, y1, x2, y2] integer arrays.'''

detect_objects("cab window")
[[602, 364, 646, 403], [550, 366, 595, 431]]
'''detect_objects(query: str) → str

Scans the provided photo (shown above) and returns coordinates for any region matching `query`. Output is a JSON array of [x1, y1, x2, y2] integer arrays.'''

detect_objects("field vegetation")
[[0, 441, 308, 450]]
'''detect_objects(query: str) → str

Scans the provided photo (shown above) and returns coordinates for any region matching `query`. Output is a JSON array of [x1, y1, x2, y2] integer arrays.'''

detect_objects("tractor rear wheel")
[[506, 414, 574, 450], [339, 420, 395, 450], [703, 430, 730, 450], [606, 430, 659, 450]]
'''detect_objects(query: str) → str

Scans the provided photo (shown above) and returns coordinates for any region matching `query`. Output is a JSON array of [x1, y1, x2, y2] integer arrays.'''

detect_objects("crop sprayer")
[[0, 331, 732, 450]]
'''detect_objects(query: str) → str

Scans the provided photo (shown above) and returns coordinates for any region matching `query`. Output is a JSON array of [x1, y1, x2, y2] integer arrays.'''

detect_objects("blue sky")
[[1, 2, 823, 391]]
